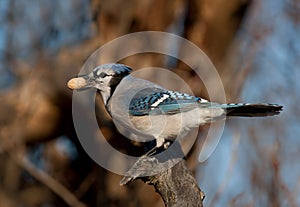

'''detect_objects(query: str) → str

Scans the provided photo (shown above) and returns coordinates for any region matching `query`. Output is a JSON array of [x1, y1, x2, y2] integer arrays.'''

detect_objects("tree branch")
[[11, 149, 86, 207], [145, 160, 204, 207], [121, 143, 205, 207]]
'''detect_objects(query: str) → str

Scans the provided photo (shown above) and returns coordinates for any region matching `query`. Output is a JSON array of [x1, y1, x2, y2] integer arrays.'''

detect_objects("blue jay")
[[67, 63, 282, 154]]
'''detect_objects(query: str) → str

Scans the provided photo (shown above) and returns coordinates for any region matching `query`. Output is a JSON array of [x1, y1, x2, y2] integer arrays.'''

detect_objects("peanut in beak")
[[67, 77, 87, 90]]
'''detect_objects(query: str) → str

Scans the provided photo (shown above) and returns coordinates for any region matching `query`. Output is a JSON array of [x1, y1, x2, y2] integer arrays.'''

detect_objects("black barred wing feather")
[[129, 89, 208, 116]]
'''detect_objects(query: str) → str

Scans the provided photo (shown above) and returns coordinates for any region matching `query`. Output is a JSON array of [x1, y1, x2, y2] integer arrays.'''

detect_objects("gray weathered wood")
[[144, 160, 204, 207]]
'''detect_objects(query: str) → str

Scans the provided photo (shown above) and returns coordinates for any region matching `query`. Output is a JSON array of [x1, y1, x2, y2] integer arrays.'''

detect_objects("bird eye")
[[99, 72, 107, 78], [94, 71, 108, 78]]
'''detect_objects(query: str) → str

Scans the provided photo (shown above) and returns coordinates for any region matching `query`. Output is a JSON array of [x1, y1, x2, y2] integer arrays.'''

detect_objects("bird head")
[[67, 63, 132, 104], [68, 63, 132, 91]]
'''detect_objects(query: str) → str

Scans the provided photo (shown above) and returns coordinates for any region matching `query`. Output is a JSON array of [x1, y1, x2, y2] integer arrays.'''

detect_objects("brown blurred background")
[[0, 0, 298, 206]]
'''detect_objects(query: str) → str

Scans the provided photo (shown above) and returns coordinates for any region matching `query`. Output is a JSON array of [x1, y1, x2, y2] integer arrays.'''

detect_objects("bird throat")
[[102, 75, 126, 106], [100, 88, 112, 106]]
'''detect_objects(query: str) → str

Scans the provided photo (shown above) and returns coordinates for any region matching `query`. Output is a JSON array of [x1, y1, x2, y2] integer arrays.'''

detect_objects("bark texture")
[[146, 160, 204, 207]]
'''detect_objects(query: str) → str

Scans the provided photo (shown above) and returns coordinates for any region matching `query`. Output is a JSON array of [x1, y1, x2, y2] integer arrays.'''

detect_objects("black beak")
[[67, 74, 95, 91]]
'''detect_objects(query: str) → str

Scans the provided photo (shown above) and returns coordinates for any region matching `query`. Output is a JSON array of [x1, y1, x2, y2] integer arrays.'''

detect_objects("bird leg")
[[144, 140, 173, 156]]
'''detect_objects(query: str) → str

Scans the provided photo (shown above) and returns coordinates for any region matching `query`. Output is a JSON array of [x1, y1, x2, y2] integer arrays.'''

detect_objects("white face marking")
[[151, 94, 169, 108], [96, 70, 102, 76], [200, 98, 208, 103], [93, 75, 113, 94]]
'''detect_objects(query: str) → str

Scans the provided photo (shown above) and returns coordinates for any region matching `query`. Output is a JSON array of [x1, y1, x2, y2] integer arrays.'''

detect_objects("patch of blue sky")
[[199, 126, 249, 206], [47, 0, 91, 51], [11, 23, 35, 59], [0, 0, 8, 58], [240, 1, 300, 205], [241, 17, 297, 101], [201, 0, 300, 205], [8, 0, 92, 59], [0, 26, 7, 58], [0, 0, 9, 17]]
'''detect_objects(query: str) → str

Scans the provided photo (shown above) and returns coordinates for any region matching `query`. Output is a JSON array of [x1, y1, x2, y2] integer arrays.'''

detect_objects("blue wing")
[[128, 87, 283, 117], [129, 88, 208, 116]]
